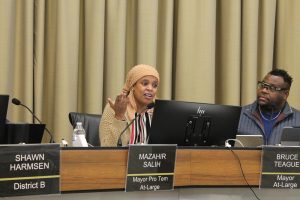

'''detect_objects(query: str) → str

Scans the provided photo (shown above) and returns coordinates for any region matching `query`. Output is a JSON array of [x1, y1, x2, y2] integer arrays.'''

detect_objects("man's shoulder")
[[291, 106, 300, 115], [241, 102, 256, 112], [284, 102, 300, 114]]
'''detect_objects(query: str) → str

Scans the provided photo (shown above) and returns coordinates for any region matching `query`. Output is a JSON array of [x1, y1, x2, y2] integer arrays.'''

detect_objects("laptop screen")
[[234, 135, 264, 147], [0, 95, 9, 144], [5, 123, 45, 144], [281, 127, 300, 146]]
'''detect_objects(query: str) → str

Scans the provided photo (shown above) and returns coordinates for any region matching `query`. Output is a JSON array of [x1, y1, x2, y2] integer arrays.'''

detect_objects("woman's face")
[[132, 75, 159, 109]]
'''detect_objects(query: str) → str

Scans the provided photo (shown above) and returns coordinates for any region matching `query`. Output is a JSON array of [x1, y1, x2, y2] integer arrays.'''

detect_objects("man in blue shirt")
[[238, 69, 300, 145]]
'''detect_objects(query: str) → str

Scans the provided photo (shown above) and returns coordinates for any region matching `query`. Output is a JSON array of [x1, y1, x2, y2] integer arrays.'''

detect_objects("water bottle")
[[72, 122, 88, 147]]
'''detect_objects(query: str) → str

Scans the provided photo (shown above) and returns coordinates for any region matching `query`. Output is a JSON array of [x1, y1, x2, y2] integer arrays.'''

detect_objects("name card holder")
[[125, 144, 177, 192], [0, 144, 60, 197], [260, 146, 300, 189]]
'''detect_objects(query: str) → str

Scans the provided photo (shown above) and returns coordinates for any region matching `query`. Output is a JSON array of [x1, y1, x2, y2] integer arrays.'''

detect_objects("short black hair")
[[268, 68, 293, 89]]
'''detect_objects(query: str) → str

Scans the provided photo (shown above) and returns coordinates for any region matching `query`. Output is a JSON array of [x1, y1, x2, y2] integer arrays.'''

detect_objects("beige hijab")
[[123, 64, 160, 120]]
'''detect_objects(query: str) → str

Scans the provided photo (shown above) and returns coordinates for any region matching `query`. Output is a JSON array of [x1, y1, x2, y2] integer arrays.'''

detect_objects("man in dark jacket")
[[238, 69, 300, 145]]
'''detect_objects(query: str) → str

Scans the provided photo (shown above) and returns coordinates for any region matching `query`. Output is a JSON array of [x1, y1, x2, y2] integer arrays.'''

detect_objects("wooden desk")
[[61, 148, 261, 191]]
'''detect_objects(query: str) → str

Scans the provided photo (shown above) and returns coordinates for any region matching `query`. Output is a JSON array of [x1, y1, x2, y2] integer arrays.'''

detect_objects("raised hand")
[[108, 91, 129, 120]]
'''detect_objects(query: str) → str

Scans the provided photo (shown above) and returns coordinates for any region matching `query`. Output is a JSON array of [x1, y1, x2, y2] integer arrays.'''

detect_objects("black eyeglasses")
[[257, 81, 288, 92]]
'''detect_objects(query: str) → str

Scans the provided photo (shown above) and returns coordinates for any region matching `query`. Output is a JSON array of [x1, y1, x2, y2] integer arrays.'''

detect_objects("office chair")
[[68, 112, 101, 146]]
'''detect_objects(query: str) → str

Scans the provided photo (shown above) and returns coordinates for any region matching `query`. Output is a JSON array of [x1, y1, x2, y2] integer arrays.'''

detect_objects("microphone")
[[117, 102, 155, 146], [12, 98, 55, 143], [146, 102, 155, 109]]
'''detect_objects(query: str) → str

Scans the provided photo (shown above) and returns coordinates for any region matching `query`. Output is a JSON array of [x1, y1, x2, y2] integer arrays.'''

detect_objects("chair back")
[[68, 112, 101, 146]]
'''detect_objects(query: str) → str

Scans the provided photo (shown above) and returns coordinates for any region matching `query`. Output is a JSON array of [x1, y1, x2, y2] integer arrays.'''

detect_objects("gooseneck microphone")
[[12, 98, 55, 143], [117, 102, 155, 146]]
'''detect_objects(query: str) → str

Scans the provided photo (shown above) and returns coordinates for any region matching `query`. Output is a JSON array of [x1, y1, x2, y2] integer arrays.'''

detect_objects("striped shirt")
[[130, 112, 152, 144]]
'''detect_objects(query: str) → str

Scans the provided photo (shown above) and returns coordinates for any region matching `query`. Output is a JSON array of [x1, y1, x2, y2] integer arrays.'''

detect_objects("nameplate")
[[125, 144, 177, 192], [260, 146, 300, 189], [0, 144, 60, 197]]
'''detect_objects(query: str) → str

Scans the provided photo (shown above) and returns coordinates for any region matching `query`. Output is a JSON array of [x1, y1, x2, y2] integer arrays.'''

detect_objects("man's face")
[[257, 74, 289, 110]]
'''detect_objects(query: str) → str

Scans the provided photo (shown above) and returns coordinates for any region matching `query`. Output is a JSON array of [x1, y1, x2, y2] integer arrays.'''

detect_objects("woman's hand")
[[108, 91, 129, 120]]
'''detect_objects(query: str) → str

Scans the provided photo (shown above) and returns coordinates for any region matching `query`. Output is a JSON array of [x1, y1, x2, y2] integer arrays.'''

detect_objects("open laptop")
[[5, 123, 45, 144], [0, 95, 9, 144], [234, 135, 264, 147], [281, 127, 300, 146]]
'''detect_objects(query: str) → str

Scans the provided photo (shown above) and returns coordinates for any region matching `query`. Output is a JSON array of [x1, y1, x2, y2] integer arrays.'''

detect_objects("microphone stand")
[[117, 117, 137, 147], [12, 98, 54, 143], [21, 103, 54, 143], [117, 103, 155, 146]]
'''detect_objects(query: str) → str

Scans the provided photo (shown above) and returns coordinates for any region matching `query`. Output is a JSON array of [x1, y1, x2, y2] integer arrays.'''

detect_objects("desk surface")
[[60, 147, 261, 192]]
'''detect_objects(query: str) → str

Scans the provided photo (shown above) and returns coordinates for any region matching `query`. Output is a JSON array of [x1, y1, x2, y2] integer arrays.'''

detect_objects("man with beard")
[[238, 69, 300, 145]]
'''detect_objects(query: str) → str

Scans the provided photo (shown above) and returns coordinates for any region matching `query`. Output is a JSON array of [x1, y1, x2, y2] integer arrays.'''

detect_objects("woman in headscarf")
[[100, 64, 160, 146]]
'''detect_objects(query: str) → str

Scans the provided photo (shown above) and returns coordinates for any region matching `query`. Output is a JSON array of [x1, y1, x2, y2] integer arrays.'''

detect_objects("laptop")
[[0, 95, 9, 144], [28, 124, 46, 143], [234, 135, 264, 147], [5, 123, 45, 144], [281, 127, 300, 146]]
